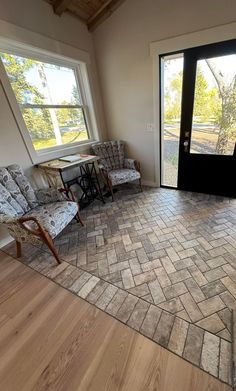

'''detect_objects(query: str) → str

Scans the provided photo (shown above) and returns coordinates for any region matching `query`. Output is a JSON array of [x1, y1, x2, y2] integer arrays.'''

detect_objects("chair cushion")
[[25, 201, 78, 238], [108, 169, 140, 186]]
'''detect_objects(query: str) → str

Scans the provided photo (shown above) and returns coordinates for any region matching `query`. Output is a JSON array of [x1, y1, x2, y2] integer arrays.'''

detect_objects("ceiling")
[[46, 0, 126, 31]]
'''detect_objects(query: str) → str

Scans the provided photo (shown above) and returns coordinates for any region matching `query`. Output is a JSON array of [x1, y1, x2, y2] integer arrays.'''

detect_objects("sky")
[[2, 53, 81, 105], [26, 62, 79, 105], [164, 53, 236, 91], [3, 51, 236, 109]]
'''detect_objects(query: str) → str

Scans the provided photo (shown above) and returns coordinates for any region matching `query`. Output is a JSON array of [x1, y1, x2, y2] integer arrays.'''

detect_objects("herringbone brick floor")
[[3, 186, 236, 385]]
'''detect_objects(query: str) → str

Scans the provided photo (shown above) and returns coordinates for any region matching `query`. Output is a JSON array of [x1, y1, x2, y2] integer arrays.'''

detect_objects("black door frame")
[[160, 40, 236, 197]]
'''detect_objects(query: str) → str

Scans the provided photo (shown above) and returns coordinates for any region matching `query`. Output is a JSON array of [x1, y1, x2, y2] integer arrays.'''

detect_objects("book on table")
[[59, 155, 81, 163]]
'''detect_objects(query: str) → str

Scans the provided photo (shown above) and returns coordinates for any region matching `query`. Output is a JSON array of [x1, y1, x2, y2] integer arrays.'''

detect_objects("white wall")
[[93, 0, 236, 184], [0, 0, 106, 246]]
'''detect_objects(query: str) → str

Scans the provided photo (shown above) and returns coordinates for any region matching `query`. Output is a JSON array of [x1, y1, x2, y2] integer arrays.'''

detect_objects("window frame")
[[0, 43, 99, 164]]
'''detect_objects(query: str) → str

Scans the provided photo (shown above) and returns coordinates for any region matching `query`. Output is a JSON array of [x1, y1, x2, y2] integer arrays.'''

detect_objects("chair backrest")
[[92, 140, 125, 171], [0, 164, 38, 218]]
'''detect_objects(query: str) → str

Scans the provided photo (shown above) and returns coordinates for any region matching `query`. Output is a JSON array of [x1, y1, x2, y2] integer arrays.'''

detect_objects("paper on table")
[[59, 155, 81, 163]]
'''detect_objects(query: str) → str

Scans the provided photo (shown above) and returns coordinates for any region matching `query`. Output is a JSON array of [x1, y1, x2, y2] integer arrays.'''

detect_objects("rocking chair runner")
[[0, 164, 83, 264]]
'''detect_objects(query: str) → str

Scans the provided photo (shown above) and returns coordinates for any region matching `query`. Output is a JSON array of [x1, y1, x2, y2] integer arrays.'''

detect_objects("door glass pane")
[[190, 54, 236, 155], [161, 54, 183, 187]]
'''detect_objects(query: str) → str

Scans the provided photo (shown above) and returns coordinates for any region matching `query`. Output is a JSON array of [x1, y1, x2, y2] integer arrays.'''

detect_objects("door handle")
[[183, 140, 189, 152]]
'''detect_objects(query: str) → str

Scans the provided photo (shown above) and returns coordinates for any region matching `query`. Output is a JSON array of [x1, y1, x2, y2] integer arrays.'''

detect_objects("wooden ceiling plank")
[[70, 0, 97, 18], [53, 0, 72, 15], [46, 0, 126, 29], [69, 4, 90, 20], [87, 0, 125, 31], [88, 0, 116, 22]]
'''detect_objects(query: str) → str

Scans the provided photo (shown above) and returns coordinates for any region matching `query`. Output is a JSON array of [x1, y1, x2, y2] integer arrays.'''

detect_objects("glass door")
[[161, 40, 236, 197], [178, 40, 236, 197]]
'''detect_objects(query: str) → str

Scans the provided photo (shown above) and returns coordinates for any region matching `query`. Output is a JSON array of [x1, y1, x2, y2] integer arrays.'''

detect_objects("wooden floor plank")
[[0, 251, 232, 391]]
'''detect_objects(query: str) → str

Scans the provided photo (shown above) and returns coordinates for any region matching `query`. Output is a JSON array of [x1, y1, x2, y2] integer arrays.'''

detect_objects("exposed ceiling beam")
[[49, 0, 126, 30], [53, 0, 72, 16], [87, 0, 126, 31]]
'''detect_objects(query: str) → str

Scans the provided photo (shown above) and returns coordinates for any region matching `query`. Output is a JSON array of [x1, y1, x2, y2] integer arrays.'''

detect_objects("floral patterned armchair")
[[92, 141, 142, 200], [0, 164, 83, 264]]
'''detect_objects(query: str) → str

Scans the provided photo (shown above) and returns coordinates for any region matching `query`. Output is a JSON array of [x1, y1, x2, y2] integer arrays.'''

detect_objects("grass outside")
[[32, 130, 89, 151]]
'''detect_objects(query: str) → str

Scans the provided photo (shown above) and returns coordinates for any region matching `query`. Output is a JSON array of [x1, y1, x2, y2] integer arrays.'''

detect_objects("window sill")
[[34, 140, 98, 164]]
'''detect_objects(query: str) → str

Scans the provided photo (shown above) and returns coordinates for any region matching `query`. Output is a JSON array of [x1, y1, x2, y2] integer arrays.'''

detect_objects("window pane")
[[0, 53, 81, 105], [162, 55, 183, 187], [22, 107, 89, 151], [190, 55, 236, 155]]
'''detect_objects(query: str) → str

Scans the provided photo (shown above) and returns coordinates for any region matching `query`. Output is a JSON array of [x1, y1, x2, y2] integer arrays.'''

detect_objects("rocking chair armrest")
[[18, 216, 45, 236], [98, 164, 109, 177], [124, 158, 141, 173], [17, 216, 62, 265], [98, 163, 107, 170], [134, 160, 141, 173], [98, 163, 109, 173]]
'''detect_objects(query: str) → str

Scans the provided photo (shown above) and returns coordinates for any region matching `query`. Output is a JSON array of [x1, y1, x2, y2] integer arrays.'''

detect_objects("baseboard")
[[142, 180, 159, 187]]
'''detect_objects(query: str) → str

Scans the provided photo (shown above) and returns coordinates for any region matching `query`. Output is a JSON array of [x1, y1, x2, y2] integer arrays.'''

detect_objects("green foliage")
[[164, 60, 236, 154], [0, 53, 84, 146], [1, 53, 55, 140], [1, 53, 38, 103], [164, 67, 220, 122], [56, 101, 84, 127], [193, 69, 220, 120], [22, 108, 54, 140], [164, 71, 182, 121], [215, 88, 236, 132]]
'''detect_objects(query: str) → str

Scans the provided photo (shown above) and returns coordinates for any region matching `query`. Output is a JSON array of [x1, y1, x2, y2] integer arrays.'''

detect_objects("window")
[[0, 51, 94, 157]]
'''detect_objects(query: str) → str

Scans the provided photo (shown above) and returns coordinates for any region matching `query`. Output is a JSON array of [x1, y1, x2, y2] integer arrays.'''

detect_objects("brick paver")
[[3, 186, 236, 385]]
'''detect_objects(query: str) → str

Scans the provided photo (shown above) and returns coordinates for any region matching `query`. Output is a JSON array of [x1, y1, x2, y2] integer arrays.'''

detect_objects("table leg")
[[60, 162, 105, 209], [90, 162, 105, 204]]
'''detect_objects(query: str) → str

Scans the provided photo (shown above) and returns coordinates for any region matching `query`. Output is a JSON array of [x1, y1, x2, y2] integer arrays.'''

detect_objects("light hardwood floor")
[[0, 250, 232, 391]]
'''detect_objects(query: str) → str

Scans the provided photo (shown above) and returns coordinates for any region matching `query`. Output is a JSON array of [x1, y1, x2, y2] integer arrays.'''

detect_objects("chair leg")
[[16, 241, 22, 258], [107, 179, 114, 201], [139, 178, 143, 192], [42, 232, 61, 265], [75, 211, 84, 226]]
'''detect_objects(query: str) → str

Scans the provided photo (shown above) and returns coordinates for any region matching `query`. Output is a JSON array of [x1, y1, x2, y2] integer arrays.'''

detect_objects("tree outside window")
[[0, 53, 90, 152]]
